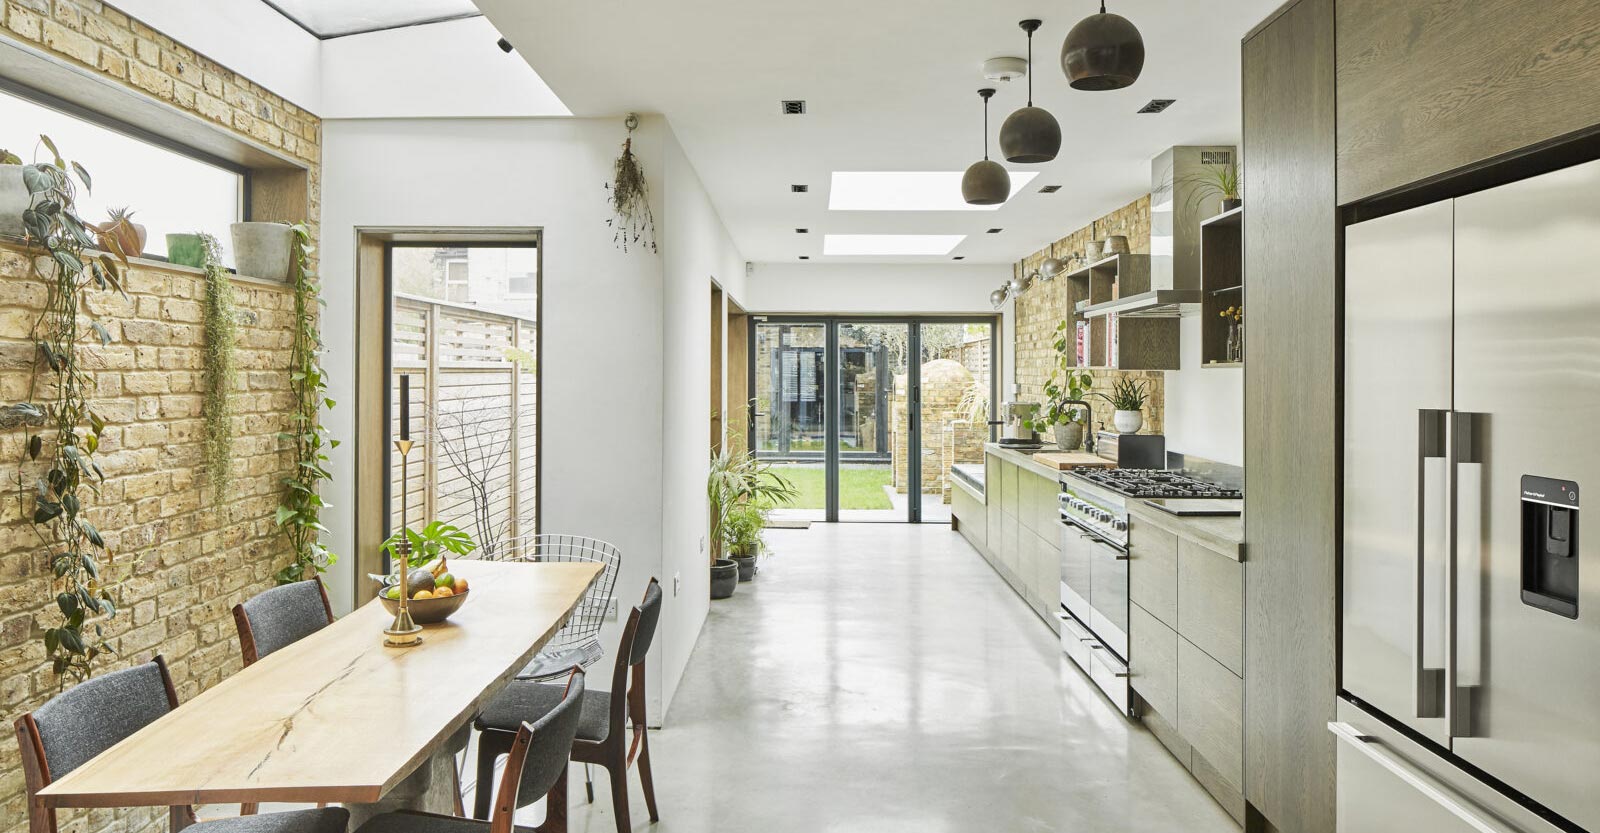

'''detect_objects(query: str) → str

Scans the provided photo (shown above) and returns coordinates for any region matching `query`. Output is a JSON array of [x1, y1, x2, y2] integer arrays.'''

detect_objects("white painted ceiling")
[[265, 0, 480, 38], [476, 0, 1283, 265]]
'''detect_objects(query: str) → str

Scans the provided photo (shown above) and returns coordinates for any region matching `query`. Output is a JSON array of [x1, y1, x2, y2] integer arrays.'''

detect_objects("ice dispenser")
[[1521, 475, 1580, 618]]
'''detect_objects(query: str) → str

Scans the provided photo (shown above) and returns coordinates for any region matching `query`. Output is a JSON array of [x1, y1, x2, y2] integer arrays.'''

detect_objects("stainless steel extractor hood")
[[1083, 145, 1234, 318]]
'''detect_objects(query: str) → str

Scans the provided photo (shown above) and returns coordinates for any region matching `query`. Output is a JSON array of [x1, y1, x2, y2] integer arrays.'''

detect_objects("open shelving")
[[1199, 206, 1244, 367], [1061, 253, 1179, 370]]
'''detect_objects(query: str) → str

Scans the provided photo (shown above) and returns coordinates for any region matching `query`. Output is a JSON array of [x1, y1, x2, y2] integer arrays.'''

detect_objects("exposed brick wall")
[[1012, 195, 1166, 435], [0, 3, 321, 832]]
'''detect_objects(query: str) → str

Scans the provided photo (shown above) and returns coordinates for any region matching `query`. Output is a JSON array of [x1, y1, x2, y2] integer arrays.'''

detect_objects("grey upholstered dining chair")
[[353, 668, 586, 833], [493, 534, 622, 682], [472, 579, 662, 833], [232, 577, 336, 667], [13, 656, 350, 833]]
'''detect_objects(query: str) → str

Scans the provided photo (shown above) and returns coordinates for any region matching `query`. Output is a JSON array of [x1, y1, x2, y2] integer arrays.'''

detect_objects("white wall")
[[319, 17, 569, 119], [112, 0, 322, 110], [320, 114, 735, 718], [1163, 313, 1244, 465]]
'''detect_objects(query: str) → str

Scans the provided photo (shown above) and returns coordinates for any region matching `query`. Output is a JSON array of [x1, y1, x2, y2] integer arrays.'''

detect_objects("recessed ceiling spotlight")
[[1039, 184, 1063, 193], [1138, 98, 1177, 113], [987, 228, 1004, 234], [496, 38, 514, 53], [799, 255, 811, 260], [953, 256, 967, 260], [791, 184, 809, 193], [781, 100, 807, 115]]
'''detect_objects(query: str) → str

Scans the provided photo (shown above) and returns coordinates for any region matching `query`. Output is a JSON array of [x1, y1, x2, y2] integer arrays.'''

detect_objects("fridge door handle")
[[1328, 722, 1515, 833], [1416, 409, 1449, 719], [1448, 411, 1484, 738]]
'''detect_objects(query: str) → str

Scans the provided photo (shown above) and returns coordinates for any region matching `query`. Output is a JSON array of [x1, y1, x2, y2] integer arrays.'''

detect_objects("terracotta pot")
[[97, 217, 147, 259]]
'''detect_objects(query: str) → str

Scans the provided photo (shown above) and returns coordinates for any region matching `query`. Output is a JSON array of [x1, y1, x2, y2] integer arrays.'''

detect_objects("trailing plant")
[[605, 113, 657, 254], [11, 135, 128, 680], [708, 445, 797, 564], [1026, 320, 1095, 431], [380, 520, 477, 570], [275, 223, 338, 584], [200, 232, 238, 506], [1094, 377, 1150, 412]]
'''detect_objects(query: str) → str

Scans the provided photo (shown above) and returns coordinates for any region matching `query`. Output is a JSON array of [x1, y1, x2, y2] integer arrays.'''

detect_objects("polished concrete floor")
[[553, 522, 1240, 832]]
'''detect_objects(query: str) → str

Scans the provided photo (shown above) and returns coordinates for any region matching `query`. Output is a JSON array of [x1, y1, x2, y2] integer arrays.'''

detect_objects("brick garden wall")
[[1012, 195, 1166, 434], [0, 3, 320, 832]]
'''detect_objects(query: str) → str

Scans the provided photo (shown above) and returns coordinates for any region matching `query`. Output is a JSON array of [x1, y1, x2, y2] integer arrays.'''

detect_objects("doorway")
[[749, 317, 997, 523]]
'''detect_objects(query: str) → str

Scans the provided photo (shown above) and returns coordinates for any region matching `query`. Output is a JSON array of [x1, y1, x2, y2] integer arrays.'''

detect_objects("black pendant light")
[[962, 88, 1011, 206], [1061, 1, 1145, 91], [1000, 19, 1061, 164]]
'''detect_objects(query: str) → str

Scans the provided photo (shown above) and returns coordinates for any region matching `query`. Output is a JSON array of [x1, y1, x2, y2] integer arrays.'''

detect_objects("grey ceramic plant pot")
[[710, 559, 739, 599], [0, 166, 28, 239], [1053, 422, 1084, 451], [230, 221, 293, 281], [731, 550, 759, 581]]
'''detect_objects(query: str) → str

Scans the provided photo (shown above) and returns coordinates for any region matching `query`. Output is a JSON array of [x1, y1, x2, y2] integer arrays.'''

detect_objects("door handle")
[[1448, 411, 1484, 738], [1416, 409, 1448, 719], [1328, 723, 1513, 833]]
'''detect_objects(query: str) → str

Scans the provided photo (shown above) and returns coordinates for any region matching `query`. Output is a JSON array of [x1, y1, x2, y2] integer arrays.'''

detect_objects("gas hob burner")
[[1072, 468, 1243, 500]]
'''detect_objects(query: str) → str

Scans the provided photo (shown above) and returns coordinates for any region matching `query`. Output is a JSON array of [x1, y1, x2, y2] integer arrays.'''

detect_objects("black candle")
[[399, 374, 410, 441]]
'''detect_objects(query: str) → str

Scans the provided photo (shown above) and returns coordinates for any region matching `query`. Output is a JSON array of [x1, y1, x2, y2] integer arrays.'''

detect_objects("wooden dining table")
[[38, 559, 602, 830]]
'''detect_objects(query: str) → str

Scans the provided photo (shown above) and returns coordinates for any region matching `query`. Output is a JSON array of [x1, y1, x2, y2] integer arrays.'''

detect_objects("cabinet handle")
[[1089, 643, 1131, 677], [1327, 723, 1512, 833]]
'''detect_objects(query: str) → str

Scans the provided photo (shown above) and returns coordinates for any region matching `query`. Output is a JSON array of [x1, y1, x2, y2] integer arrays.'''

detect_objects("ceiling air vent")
[[986, 228, 1003, 234], [1039, 184, 1062, 193], [953, 256, 967, 261], [781, 100, 807, 115], [798, 255, 811, 260], [795, 228, 809, 234], [1137, 99, 1177, 114], [791, 184, 809, 193]]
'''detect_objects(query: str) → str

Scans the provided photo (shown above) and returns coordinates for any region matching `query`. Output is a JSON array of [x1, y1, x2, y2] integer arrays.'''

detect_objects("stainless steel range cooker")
[[1057, 467, 1243, 713]]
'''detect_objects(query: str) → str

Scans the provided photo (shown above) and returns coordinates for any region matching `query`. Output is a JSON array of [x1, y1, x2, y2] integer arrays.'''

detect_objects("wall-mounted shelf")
[[1060, 253, 1179, 370], [1200, 207, 1244, 366]]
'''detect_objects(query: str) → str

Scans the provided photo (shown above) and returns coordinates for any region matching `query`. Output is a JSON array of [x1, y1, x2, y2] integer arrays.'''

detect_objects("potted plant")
[[95, 207, 146, 260], [0, 147, 24, 237], [1094, 377, 1150, 434], [708, 445, 797, 599], [166, 232, 207, 267], [724, 501, 766, 582], [231, 220, 294, 281], [1186, 159, 1241, 214], [1024, 321, 1096, 449]]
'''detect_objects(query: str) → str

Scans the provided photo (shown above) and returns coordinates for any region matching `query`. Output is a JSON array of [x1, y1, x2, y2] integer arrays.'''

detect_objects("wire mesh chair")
[[495, 533, 623, 681]]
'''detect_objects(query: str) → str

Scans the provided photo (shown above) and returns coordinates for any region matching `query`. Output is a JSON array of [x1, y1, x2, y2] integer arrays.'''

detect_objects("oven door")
[[1059, 518, 1093, 626], [1071, 520, 1130, 659]]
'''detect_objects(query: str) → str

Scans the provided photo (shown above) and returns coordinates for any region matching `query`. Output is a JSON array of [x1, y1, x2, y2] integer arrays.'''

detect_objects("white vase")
[[230, 221, 294, 281], [1113, 410, 1143, 434], [0, 165, 29, 239]]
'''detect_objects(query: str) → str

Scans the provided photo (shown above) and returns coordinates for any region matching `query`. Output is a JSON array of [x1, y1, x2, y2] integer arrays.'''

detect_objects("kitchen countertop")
[[984, 442, 1072, 481], [1126, 498, 1245, 561]]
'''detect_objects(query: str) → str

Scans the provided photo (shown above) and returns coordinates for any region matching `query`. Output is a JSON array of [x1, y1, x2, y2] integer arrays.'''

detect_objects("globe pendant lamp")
[[1000, 19, 1061, 164], [962, 88, 1011, 206], [1062, 1, 1145, 91]]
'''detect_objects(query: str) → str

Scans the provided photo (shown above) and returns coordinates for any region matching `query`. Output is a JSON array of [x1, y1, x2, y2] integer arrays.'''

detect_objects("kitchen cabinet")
[[1126, 502, 1245, 823], [966, 446, 1064, 633]]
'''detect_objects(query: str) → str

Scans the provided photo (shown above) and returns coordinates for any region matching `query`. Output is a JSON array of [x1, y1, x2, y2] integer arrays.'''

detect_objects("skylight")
[[828, 171, 1038, 212], [262, 0, 480, 38], [822, 235, 967, 257]]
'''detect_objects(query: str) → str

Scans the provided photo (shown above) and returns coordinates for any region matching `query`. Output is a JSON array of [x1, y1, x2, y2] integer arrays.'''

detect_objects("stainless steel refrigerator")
[[1339, 158, 1600, 833]]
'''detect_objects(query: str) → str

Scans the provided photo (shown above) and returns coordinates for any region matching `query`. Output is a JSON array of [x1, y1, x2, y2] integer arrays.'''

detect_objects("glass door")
[[751, 318, 996, 523]]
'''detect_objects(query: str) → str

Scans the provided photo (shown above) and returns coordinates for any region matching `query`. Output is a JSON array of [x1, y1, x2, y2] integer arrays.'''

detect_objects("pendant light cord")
[[1026, 27, 1034, 105], [983, 95, 990, 160]]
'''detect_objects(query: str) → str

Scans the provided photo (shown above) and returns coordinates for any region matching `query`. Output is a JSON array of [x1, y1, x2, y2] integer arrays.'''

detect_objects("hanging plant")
[[605, 113, 658, 254], [200, 232, 238, 506], [10, 135, 127, 680], [274, 223, 338, 584]]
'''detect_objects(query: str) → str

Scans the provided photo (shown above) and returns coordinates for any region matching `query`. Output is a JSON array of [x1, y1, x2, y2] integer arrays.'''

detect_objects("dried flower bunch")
[[1220, 305, 1244, 322], [606, 113, 658, 254]]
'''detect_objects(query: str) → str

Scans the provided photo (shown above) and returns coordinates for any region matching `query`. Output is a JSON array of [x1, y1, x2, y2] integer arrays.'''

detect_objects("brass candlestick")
[[384, 438, 423, 647]]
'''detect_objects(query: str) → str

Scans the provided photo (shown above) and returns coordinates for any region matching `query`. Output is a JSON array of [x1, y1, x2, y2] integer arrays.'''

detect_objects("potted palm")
[[1094, 377, 1150, 434], [724, 502, 766, 581], [708, 446, 797, 598]]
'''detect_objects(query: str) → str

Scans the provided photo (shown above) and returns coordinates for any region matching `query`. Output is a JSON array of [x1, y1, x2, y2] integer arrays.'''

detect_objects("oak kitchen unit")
[[952, 445, 1068, 632]]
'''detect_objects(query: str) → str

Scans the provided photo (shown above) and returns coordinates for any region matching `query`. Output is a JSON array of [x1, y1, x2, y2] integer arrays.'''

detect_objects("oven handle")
[[1060, 514, 1130, 557]]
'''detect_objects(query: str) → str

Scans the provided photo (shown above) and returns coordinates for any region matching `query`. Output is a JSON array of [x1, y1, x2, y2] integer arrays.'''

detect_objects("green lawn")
[[768, 465, 894, 510]]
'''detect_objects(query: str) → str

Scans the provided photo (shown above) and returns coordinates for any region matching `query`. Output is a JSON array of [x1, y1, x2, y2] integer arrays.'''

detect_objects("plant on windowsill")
[[275, 222, 339, 584], [1092, 377, 1150, 435], [200, 232, 239, 507], [1, 147, 29, 236], [1024, 321, 1096, 450], [8, 135, 128, 680]]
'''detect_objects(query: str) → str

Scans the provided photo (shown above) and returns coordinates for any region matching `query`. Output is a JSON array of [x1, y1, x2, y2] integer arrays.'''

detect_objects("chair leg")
[[474, 730, 511, 820], [585, 763, 595, 803], [452, 760, 465, 817], [239, 804, 259, 816], [607, 762, 632, 833], [534, 765, 568, 833], [635, 729, 659, 823]]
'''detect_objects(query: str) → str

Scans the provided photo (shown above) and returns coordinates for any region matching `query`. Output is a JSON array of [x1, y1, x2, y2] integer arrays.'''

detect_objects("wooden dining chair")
[[355, 669, 586, 833], [13, 655, 350, 833], [472, 579, 662, 833], [232, 577, 336, 667]]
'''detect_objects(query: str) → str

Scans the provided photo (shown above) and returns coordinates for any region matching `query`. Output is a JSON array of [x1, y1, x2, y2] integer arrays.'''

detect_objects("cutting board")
[[1031, 451, 1114, 471]]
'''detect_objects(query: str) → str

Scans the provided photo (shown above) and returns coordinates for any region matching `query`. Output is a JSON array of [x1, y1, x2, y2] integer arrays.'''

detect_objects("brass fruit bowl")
[[378, 589, 469, 624]]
